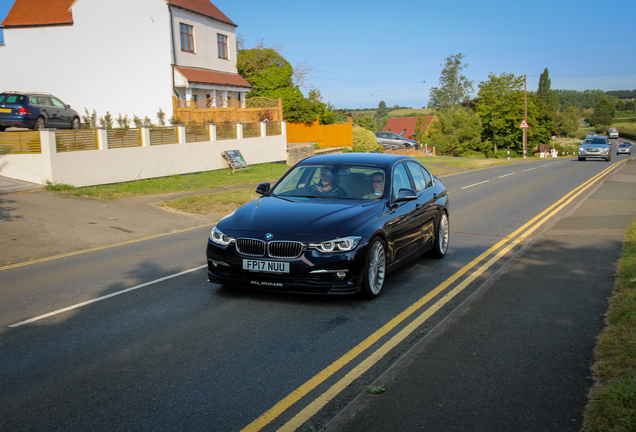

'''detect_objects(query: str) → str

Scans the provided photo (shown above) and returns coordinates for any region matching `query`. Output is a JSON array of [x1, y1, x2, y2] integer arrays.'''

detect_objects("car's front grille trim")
[[268, 241, 304, 259], [235, 238, 305, 258], [236, 238, 266, 257]]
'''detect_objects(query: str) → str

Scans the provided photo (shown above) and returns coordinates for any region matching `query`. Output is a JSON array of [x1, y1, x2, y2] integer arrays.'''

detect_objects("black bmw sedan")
[[206, 153, 449, 299]]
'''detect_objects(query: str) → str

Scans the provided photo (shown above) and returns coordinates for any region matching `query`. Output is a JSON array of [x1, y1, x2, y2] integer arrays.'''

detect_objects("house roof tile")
[[382, 116, 437, 140], [166, 0, 235, 26], [175, 66, 251, 88], [2, 0, 75, 27]]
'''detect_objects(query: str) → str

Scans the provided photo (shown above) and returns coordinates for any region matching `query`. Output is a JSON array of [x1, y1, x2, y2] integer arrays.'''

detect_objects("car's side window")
[[50, 97, 66, 109], [422, 166, 433, 188], [406, 162, 427, 192], [38, 97, 52, 106], [392, 163, 411, 199]]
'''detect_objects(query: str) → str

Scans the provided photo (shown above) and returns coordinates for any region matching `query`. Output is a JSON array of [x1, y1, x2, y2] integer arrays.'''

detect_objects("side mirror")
[[394, 188, 417, 203], [255, 182, 270, 195]]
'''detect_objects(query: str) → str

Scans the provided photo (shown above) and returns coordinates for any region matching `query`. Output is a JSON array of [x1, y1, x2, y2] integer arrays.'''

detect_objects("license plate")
[[0, 108, 11, 113], [243, 259, 289, 273]]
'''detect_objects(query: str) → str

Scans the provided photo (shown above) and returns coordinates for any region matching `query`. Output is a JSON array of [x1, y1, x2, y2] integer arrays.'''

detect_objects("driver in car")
[[312, 167, 347, 197]]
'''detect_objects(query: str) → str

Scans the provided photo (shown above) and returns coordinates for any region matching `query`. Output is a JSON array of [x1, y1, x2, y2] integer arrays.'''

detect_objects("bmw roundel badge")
[[265, 233, 274, 240]]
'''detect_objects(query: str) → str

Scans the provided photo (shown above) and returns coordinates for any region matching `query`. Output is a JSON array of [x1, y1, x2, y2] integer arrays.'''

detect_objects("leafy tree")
[[615, 99, 626, 112], [426, 107, 483, 156], [537, 68, 558, 112], [238, 42, 338, 124], [475, 73, 525, 153], [588, 99, 614, 126], [354, 116, 375, 131], [428, 53, 474, 109], [476, 73, 553, 156], [555, 106, 581, 136], [376, 101, 388, 118], [625, 100, 635, 113]]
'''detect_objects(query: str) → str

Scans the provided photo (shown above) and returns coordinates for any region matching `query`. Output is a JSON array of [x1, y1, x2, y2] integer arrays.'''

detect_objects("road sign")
[[519, 119, 529, 129]]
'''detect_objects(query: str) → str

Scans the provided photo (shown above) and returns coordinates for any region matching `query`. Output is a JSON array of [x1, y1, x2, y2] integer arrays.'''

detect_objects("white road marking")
[[498, 172, 516, 178], [522, 167, 536, 171], [9, 265, 207, 328], [461, 180, 490, 189]]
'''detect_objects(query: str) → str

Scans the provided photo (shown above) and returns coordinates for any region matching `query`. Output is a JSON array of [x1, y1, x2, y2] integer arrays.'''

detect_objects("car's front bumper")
[[206, 239, 369, 295]]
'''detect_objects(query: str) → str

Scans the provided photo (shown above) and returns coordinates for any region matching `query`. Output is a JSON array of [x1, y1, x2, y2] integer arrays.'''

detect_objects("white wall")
[[171, 8, 237, 73], [0, 127, 288, 187], [0, 0, 174, 124]]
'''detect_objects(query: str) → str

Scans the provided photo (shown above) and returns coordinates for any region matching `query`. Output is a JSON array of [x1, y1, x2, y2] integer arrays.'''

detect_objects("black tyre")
[[578, 157, 585, 161], [71, 117, 80, 129], [0, 126, 6, 132], [361, 237, 386, 299], [430, 212, 449, 259], [33, 117, 46, 130]]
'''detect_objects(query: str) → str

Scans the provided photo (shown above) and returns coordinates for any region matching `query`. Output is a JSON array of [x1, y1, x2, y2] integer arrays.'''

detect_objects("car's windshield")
[[271, 164, 387, 200], [583, 138, 608, 145]]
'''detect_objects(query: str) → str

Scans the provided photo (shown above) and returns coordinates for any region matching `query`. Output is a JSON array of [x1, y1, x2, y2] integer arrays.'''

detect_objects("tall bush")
[[352, 127, 382, 153]]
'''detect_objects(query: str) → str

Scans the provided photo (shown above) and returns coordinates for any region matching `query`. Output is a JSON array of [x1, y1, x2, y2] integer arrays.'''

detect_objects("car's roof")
[[300, 152, 415, 167]]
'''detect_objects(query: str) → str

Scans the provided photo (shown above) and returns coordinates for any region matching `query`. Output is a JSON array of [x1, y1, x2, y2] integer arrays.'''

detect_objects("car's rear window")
[[0, 94, 25, 104]]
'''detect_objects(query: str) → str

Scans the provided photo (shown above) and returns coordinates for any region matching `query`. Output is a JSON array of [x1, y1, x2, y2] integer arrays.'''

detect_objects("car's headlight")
[[209, 227, 235, 246], [309, 236, 362, 253]]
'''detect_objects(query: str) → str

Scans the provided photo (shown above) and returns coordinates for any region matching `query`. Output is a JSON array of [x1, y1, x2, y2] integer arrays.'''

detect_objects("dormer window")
[[180, 23, 194, 53], [217, 34, 228, 59]]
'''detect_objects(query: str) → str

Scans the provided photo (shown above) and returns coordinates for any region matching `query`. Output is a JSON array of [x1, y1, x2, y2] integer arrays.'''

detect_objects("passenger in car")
[[362, 172, 385, 199]]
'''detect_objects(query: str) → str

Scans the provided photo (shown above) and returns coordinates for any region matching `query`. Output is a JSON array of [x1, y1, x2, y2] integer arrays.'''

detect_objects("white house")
[[0, 0, 251, 124]]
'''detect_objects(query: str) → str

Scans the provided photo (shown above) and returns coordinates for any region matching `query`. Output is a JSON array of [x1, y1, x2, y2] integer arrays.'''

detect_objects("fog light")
[[335, 271, 347, 280]]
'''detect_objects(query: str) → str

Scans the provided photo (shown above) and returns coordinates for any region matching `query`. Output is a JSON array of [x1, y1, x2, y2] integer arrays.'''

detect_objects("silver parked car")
[[374, 132, 419, 150], [578, 136, 611, 161]]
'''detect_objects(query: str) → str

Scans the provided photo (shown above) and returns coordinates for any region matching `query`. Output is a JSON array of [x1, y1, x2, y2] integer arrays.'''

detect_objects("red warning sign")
[[519, 119, 529, 129]]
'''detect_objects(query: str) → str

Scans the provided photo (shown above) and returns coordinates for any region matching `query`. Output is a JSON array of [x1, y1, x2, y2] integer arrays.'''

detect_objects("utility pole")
[[523, 74, 527, 160]]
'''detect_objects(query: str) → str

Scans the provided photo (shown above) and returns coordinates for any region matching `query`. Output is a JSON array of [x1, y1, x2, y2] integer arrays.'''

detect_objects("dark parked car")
[[0, 91, 80, 131], [617, 142, 632, 155], [578, 135, 611, 161], [206, 153, 449, 299], [375, 132, 419, 150]]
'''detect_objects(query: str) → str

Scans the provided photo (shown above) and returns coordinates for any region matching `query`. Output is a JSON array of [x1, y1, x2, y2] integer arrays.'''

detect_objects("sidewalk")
[[0, 179, 265, 267], [328, 159, 636, 431]]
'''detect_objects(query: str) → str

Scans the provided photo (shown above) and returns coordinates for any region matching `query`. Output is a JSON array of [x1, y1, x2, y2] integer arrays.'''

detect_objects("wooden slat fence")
[[286, 118, 353, 149], [56, 129, 99, 152], [0, 131, 41, 154], [107, 128, 142, 149], [173, 96, 283, 125]]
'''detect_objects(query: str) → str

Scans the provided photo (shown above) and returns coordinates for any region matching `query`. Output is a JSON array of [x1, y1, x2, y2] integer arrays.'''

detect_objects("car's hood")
[[218, 196, 384, 240]]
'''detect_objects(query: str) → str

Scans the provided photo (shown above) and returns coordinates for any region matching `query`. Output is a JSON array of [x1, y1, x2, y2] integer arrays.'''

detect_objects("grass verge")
[[56, 163, 290, 200], [583, 218, 636, 431]]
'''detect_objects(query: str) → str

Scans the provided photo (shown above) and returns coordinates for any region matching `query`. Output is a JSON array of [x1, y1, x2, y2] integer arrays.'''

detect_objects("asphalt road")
[[0, 153, 634, 431]]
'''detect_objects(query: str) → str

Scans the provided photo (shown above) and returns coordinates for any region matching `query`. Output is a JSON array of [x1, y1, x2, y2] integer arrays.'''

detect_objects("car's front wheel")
[[430, 212, 449, 259], [362, 237, 386, 299], [578, 157, 585, 161], [33, 116, 46, 130]]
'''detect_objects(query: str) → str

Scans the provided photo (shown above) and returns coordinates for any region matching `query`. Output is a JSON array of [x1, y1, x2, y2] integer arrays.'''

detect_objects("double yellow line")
[[242, 161, 626, 432]]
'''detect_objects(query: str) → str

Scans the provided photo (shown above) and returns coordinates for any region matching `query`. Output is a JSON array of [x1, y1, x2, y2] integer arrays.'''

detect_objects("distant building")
[[0, 0, 251, 123], [382, 116, 437, 141]]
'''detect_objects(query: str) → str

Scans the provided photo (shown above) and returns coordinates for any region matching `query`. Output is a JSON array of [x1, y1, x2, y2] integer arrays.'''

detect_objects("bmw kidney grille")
[[236, 238, 303, 258]]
